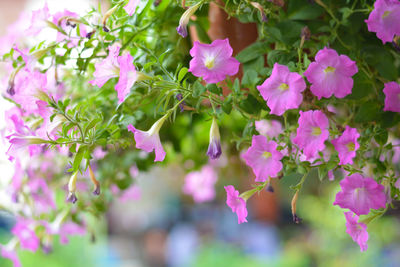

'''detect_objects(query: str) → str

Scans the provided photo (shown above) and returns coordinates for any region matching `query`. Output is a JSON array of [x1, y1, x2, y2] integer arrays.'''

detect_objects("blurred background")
[[1, 1, 400, 267]]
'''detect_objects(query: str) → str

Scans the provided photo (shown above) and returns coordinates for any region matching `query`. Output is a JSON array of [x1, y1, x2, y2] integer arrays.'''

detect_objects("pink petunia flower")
[[115, 53, 137, 103], [26, 3, 50, 36], [90, 44, 121, 87], [124, 0, 140, 16], [11, 219, 40, 252], [333, 173, 386, 215], [242, 135, 283, 182], [52, 10, 87, 48], [127, 114, 168, 162], [188, 39, 240, 84], [59, 222, 86, 244], [332, 126, 360, 165], [224, 185, 248, 224], [303, 47, 358, 99], [0, 245, 21, 267], [254, 120, 283, 139], [383, 82, 400, 112], [183, 165, 218, 203], [293, 110, 329, 160], [257, 63, 306, 116], [344, 212, 369, 252], [365, 0, 400, 44]]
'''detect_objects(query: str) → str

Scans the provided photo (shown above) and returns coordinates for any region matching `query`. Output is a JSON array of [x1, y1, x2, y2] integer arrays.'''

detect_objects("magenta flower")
[[124, 0, 140, 16], [59, 222, 86, 244], [115, 53, 137, 103], [26, 3, 50, 36], [90, 44, 120, 87], [119, 185, 142, 202], [334, 173, 386, 215], [257, 63, 306, 116], [11, 219, 40, 252], [332, 126, 360, 165], [207, 117, 222, 159], [188, 39, 240, 84], [365, 0, 400, 44], [52, 10, 87, 47], [293, 110, 329, 160], [383, 82, 400, 112], [255, 120, 283, 139], [183, 166, 218, 203], [0, 245, 21, 267], [242, 135, 283, 182], [127, 114, 168, 162], [344, 212, 369, 252], [224, 185, 248, 224], [304, 47, 358, 99]]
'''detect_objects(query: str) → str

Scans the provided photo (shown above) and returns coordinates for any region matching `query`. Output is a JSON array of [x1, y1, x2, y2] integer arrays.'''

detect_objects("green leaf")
[[206, 84, 222, 95], [73, 145, 86, 172], [374, 128, 388, 146], [236, 42, 267, 63], [177, 67, 188, 82], [239, 94, 264, 114], [287, 0, 324, 20], [354, 101, 382, 123], [318, 164, 327, 181], [222, 95, 233, 114], [192, 81, 206, 97], [241, 70, 259, 89]]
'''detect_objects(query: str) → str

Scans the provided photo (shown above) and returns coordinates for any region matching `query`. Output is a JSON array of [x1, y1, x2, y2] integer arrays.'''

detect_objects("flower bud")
[[176, 2, 201, 38], [67, 172, 78, 204], [291, 190, 302, 223], [88, 165, 100, 196], [102, 4, 119, 32], [250, 2, 267, 22], [207, 117, 222, 160]]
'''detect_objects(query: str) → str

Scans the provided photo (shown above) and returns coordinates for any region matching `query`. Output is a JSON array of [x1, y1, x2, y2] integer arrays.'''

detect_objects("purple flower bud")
[[7, 83, 15, 96], [293, 213, 302, 224], [93, 186, 101, 196], [176, 2, 201, 38], [207, 117, 222, 159], [103, 25, 110, 32], [66, 192, 78, 204], [176, 93, 185, 112], [266, 184, 274, 193]]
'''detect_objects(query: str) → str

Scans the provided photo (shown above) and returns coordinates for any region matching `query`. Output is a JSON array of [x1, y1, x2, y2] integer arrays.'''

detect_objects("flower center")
[[346, 142, 355, 151], [324, 66, 336, 73], [312, 127, 322, 136], [382, 10, 391, 19], [262, 151, 272, 159], [205, 57, 215, 69], [279, 83, 289, 91]]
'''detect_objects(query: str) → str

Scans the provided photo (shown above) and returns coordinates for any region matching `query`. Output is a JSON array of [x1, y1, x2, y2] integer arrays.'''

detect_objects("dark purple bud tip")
[[266, 184, 274, 193], [7, 83, 15, 96], [66, 192, 78, 204], [86, 31, 95, 39], [293, 214, 302, 224], [42, 245, 53, 254], [176, 94, 186, 112], [207, 140, 222, 160], [261, 14, 268, 22], [103, 26, 110, 32], [176, 25, 187, 38], [93, 186, 101, 196], [154, 0, 162, 6]]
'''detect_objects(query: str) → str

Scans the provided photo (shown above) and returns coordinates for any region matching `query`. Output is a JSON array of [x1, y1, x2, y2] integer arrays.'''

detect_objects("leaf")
[[236, 42, 268, 63], [241, 70, 259, 89], [73, 145, 86, 172], [287, 0, 324, 20], [354, 101, 382, 123], [192, 81, 206, 97], [177, 67, 188, 82], [374, 128, 388, 146], [222, 95, 233, 114], [206, 84, 222, 95], [318, 164, 327, 181]]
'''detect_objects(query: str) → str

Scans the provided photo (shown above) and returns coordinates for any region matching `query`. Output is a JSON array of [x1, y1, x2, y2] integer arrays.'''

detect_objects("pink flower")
[[344, 212, 369, 252], [127, 114, 168, 162], [365, 0, 400, 44], [90, 44, 137, 103], [59, 222, 86, 244], [188, 39, 240, 84], [183, 165, 218, 203], [242, 135, 283, 182], [257, 63, 306, 116], [254, 120, 283, 139], [26, 3, 50, 36], [293, 110, 329, 160], [124, 0, 140, 16], [333, 173, 386, 215], [52, 10, 87, 47], [11, 219, 40, 252], [119, 185, 141, 202], [303, 47, 358, 99], [0, 245, 21, 267], [332, 126, 360, 165], [383, 82, 400, 112], [224, 185, 248, 224]]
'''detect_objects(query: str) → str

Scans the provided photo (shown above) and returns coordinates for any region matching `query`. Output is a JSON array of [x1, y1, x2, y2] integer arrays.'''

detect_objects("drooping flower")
[[207, 117, 222, 160], [176, 2, 201, 38], [365, 0, 400, 44], [124, 0, 140, 16], [224, 185, 248, 224], [254, 120, 283, 139], [303, 47, 358, 99], [257, 63, 306, 116], [333, 173, 386, 216], [242, 135, 283, 182], [183, 165, 218, 203], [11, 219, 40, 252], [332, 126, 360, 165], [127, 114, 169, 162], [26, 3, 50, 36], [188, 39, 240, 84], [66, 172, 78, 204], [383, 81, 400, 112], [0, 244, 21, 267], [293, 110, 329, 160], [344, 212, 369, 252]]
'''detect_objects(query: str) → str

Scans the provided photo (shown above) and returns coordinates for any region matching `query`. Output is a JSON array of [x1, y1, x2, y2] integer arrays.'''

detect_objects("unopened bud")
[[67, 172, 78, 204], [86, 30, 95, 39], [250, 2, 268, 22], [7, 82, 15, 96], [301, 26, 311, 41], [291, 190, 301, 224], [88, 165, 100, 196], [102, 4, 119, 32]]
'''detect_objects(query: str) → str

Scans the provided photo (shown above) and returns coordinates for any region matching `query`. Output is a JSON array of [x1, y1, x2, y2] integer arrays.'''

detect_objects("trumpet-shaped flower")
[[303, 47, 358, 99], [333, 173, 386, 215], [11, 219, 40, 252], [242, 135, 283, 182], [26, 3, 50, 36], [257, 63, 306, 116], [224, 185, 248, 224], [365, 0, 400, 44], [127, 114, 168, 162], [183, 166, 218, 203], [293, 110, 329, 160], [332, 126, 360, 165], [0, 245, 21, 267], [207, 117, 222, 159], [255, 120, 283, 139], [344, 212, 369, 252], [383, 82, 400, 112], [90, 44, 120, 88], [115, 53, 137, 103], [124, 0, 140, 16], [188, 39, 240, 84]]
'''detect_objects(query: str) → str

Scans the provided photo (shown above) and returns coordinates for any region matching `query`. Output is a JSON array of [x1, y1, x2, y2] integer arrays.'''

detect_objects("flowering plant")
[[1, 0, 400, 264]]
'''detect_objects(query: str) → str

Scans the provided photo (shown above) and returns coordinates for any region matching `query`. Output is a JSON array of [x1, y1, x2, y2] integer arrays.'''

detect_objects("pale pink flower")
[[90, 44, 120, 88], [188, 39, 240, 84], [124, 0, 140, 16], [254, 120, 283, 139], [365, 0, 400, 44], [129, 165, 139, 178], [383, 82, 400, 112], [119, 185, 141, 202], [242, 135, 283, 182], [183, 165, 218, 203], [224, 185, 248, 224], [257, 63, 306, 116], [293, 110, 329, 160], [304, 47, 358, 99], [11, 219, 40, 252], [52, 10, 87, 47], [115, 53, 137, 103], [26, 3, 50, 36], [332, 126, 360, 165], [0, 245, 21, 267], [344, 212, 369, 252], [59, 222, 86, 244], [333, 173, 386, 215]]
